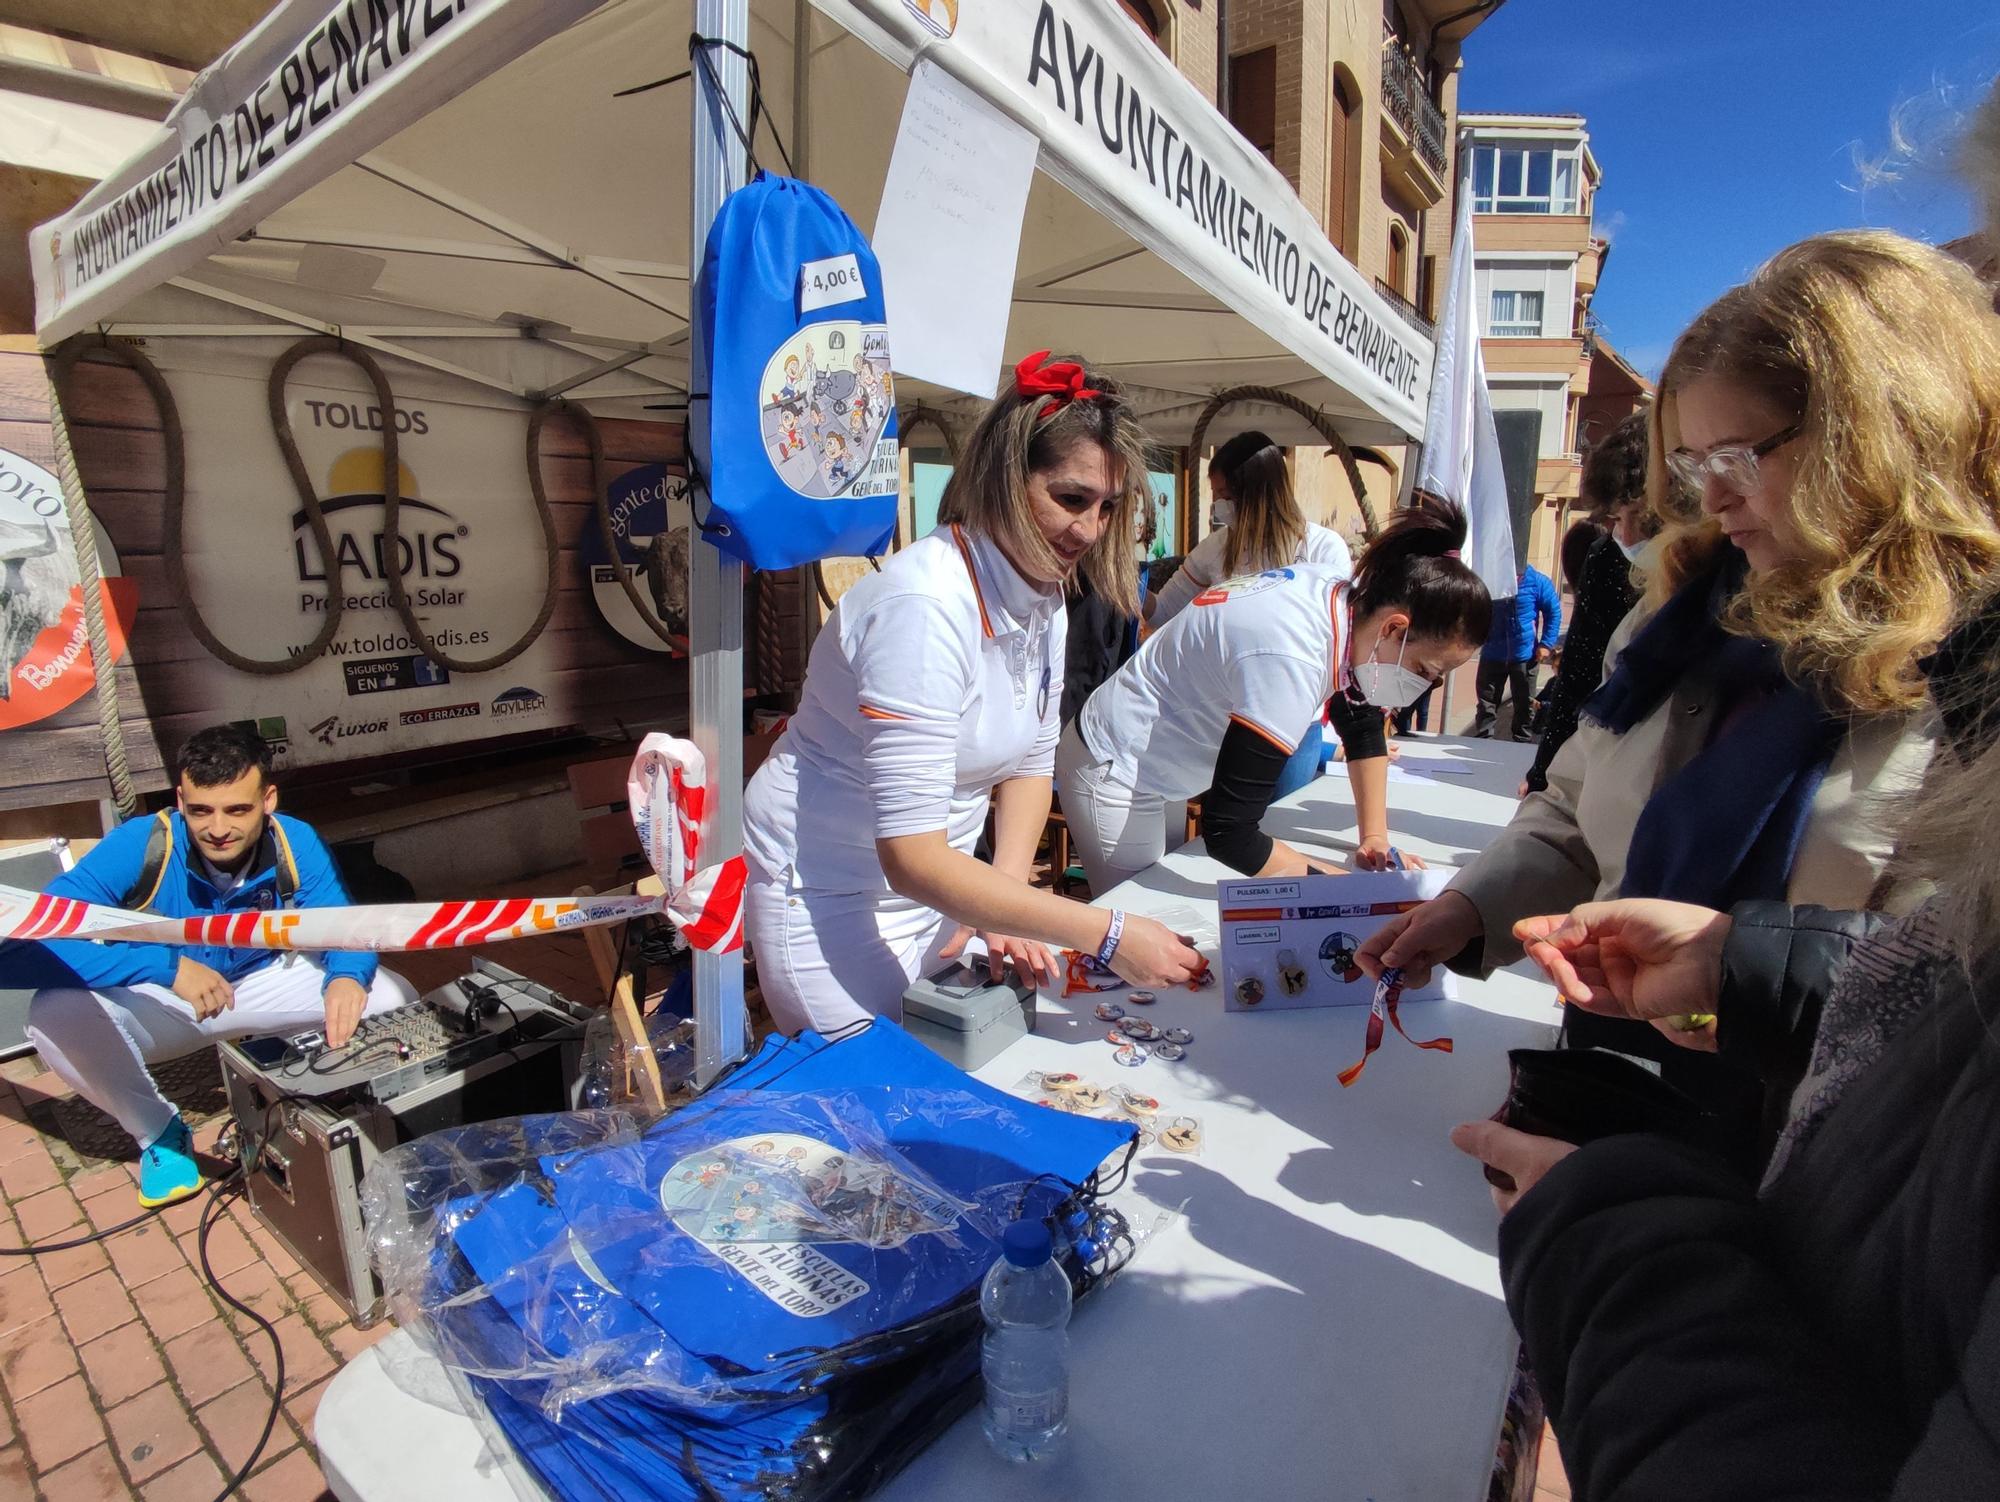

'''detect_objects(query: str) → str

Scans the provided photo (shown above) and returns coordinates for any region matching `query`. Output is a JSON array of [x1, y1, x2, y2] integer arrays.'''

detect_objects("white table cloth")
[[317, 736, 1559, 1502]]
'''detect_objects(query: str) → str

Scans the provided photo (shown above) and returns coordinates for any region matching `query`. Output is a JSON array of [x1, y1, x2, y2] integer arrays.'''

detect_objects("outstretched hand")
[[1512, 899, 1732, 1050]]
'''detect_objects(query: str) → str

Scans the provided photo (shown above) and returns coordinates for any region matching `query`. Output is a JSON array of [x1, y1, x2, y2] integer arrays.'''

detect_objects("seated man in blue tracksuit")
[[1472, 564, 1561, 741], [3, 725, 411, 1206]]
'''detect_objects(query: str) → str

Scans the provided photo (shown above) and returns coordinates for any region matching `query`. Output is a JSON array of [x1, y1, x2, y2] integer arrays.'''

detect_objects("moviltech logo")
[[491, 685, 548, 719]]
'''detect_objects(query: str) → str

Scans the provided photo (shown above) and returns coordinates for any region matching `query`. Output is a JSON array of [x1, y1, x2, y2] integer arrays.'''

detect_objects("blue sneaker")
[[137, 1113, 203, 1208]]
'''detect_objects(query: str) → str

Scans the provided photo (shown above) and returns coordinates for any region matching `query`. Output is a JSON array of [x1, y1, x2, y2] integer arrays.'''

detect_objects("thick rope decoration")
[[40, 343, 137, 813], [49, 335, 346, 675]]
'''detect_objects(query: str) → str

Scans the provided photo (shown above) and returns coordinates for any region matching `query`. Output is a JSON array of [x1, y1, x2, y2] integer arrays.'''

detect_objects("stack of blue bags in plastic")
[[384, 1021, 1134, 1501]]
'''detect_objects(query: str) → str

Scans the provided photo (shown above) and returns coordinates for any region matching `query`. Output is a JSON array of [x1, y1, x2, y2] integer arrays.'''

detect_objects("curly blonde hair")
[[1644, 230, 2000, 715]]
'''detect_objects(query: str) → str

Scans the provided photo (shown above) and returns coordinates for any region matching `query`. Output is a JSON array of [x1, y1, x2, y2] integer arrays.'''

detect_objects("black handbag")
[[1485, 1046, 1712, 1191]]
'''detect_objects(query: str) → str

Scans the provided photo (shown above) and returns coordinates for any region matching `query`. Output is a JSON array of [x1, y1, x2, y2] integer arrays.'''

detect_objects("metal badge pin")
[[1162, 1026, 1193, 1046], [1162, 1117, 1201, 1153], [1126, 989, 1157, 1006], [1117, 1088, 1160, 1117], [1188, 962, 1217, 989], [1149, 1041, 1186, 1062], [1112, 1043, 1146, 1068], [1105, 1029, 1130, 1045], [1093, 1000, 1126, 1022], [1116, 1017, 1159, 1042], [1236, 976, 1265, 1007], [1277, 948, 1309, 997]]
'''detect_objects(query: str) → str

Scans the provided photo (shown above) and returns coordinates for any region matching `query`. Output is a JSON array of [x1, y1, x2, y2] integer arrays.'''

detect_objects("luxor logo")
[[308, 715, 387, 746]]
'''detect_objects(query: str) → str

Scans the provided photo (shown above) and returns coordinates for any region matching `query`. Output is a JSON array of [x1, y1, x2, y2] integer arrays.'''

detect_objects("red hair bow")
[[1014, 350, 1107, 421]]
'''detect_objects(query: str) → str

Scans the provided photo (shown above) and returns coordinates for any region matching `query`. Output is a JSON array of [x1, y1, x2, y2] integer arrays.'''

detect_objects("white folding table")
[[317, 736, 1558, 1501]]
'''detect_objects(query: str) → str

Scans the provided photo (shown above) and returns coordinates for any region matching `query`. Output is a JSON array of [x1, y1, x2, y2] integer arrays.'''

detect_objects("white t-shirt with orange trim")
[[1078, 562, 1349, 799], [1148, 522, 1352, 629], [743, 525, 1065, 895]]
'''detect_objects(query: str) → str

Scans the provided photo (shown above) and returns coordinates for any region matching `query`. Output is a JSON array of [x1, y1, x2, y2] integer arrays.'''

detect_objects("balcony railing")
[[1374, 278, 1436, 340], [1380, 34, 1447, 180]]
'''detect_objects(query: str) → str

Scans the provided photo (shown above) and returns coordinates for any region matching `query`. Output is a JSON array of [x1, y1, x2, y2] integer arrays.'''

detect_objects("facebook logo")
[[413, 658, 451, 687]]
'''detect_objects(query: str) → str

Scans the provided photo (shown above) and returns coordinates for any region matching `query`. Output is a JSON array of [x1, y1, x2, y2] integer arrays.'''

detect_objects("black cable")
[[0, 1200, 165, 1256], [198, 1172, 284, 1502], [687, 34, 796, 177]]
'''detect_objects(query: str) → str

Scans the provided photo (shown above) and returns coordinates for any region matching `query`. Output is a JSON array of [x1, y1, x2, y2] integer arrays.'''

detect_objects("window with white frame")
[[1489, 288, 1545, 337], [1472, 142, 1583, 215]]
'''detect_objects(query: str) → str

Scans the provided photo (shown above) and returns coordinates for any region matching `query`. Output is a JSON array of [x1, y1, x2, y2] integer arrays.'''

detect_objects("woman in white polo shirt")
[[1056, 498, 1490, 893], [1146, 431, 1354, 800], [1145, 429, 1353, 630], [743, 352, 1206, 1035]]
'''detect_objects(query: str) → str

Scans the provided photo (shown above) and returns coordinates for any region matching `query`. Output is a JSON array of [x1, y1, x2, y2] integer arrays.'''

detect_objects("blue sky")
[[1459, 0, 2000, 378]]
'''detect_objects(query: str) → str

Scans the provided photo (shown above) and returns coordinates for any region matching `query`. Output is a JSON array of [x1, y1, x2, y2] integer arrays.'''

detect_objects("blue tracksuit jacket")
[[0, 811, 375, 994]]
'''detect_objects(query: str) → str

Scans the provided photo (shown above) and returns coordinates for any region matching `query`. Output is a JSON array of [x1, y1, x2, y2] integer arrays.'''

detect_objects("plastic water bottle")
[[980, 1218, 1073, 1461]]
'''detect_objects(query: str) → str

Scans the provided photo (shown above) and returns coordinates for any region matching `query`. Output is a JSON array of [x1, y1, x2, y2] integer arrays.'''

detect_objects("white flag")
[[1413, 186, 1516, 599]]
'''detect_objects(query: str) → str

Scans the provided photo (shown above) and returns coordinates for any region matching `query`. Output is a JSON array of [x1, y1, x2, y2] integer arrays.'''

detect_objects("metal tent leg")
[[689, 0, 750, 1085]]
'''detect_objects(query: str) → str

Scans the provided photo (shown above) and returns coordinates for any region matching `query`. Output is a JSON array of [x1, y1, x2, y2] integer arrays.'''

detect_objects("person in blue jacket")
[[4, 725, 412, 1206], [1473, 563, 1561, 742]]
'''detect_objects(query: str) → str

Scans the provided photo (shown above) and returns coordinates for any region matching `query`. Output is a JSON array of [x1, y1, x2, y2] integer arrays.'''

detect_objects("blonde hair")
[[1208, 431, 1308, 579], [938, 355, 1148, 616], [1644, 230, 2000, 715]]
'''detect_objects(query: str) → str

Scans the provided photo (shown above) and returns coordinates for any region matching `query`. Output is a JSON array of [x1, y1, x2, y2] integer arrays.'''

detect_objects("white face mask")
[[1209, 497, 1235, 529], [1351, 629, 1433, 710], [1616, 536, 1647, 562]]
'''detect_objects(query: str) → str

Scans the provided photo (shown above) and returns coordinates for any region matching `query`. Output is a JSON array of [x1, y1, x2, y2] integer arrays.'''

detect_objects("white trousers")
[[1054, 720, 1171, 896], [28, 959, 414, 1145], [744, 857, 957, 1037]]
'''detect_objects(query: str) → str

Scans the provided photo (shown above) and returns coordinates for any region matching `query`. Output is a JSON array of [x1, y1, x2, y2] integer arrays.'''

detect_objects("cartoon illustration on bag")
[[761, 324, 895, 501]]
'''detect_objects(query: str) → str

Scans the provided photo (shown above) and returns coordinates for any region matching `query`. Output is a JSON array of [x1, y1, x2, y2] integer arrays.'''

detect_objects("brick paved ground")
[[0, 921, 607, 1502]]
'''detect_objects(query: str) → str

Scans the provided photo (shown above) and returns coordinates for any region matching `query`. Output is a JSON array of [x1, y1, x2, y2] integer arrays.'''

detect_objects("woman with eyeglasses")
[[1358, 231, 2000, 1147], [742, 353, 1205, 1035]]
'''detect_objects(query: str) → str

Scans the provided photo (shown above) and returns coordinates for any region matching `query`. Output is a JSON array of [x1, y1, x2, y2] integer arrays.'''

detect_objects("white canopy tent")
[[30, 0, 1435, 1075]]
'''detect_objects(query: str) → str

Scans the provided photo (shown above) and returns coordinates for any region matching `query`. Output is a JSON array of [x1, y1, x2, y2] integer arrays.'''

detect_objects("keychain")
[[1116, 1087, 1160, 1118], [1161, 1116, 1202, 1154]]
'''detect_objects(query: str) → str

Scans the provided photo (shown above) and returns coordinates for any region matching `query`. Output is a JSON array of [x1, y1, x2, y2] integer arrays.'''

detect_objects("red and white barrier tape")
[[1, 734, 748, 957]]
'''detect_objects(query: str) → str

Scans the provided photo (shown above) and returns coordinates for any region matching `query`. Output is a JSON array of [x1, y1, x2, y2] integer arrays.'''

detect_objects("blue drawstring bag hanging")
[[691, 171, 900, 570]]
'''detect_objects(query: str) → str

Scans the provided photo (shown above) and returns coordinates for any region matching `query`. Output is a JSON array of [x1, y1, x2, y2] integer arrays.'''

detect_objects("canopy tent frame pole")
[[167, 276, 534, 400], [689, 0, 751, 1085], [355, 157, 691, 326], [245, 226, 690, 283]]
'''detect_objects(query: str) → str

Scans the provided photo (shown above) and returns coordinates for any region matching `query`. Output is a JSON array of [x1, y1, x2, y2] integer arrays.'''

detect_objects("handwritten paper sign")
[[872, 59, 1039, 398]]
